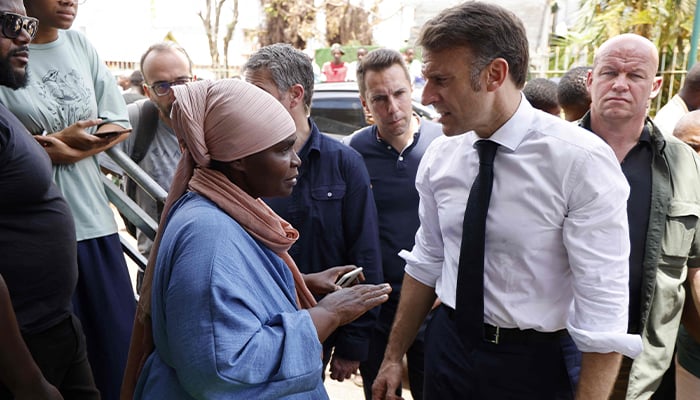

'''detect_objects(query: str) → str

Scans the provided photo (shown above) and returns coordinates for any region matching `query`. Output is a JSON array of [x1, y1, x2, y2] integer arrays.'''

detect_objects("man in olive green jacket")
[[581, 33, 700, 399]]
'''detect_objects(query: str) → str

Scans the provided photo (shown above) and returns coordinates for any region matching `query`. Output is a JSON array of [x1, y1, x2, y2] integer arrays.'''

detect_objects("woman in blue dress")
[[122, 79, 391, 399]]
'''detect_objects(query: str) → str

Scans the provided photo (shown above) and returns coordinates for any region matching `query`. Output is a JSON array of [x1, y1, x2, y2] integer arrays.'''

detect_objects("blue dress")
[[134, 192, 328, 399]]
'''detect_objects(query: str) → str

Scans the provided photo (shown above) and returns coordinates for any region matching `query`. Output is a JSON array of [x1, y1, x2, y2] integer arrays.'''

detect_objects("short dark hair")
[[244, 43, 315, 109], [356, 48, 411, 98], [557, 66, 591, 115], [417, 1, 529, 89], [129, 70, 144, 86], [681, 62, 700, 110], [523, 78, 559, 112]]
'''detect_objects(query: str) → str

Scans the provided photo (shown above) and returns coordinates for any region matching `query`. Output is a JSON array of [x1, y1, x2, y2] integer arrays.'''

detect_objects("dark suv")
[[310, 82, 437, 138]]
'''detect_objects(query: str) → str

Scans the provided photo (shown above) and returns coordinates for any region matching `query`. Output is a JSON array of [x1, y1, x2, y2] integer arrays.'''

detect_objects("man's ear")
[[288, 84, 305, 109], [360, 95, 368, 111], [586, 69, 593, 90], [649, 76, 663, 99], [360, 96, 373, 125], [484, 58, 508, 92], [143, 84, 153, 99]]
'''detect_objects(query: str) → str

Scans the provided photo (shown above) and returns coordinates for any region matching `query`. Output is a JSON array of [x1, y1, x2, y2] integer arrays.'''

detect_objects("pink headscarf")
[[137, 78, 315, 320]]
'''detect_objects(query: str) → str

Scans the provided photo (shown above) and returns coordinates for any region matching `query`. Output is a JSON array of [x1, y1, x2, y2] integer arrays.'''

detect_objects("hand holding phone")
[[335, 267, 363, 288], [94, 128, 131, 139]]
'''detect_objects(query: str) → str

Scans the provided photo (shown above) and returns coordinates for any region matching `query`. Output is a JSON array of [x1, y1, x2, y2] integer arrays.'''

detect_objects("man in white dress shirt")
[[371, 3, 642, 400], [654, 62, 700, 136]]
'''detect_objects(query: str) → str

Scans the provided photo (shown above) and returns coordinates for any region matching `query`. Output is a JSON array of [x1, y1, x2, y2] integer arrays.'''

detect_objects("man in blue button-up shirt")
[[244, 43, 383, 384]]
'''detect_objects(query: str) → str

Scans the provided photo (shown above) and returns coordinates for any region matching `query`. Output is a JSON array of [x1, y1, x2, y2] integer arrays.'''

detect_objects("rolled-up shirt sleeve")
[[563, 145, 643, 358], [403, 143, 444, 287]]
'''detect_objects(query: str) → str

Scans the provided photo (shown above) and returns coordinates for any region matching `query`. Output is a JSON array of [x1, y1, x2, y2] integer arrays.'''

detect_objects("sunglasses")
[[148, 77, 192, 96], [0, 12, 38, 41]]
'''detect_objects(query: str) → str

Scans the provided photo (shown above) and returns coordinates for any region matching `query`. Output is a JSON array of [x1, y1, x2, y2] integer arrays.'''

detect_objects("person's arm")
[[563, 143, 641, 354], [308, 283, 391, 343], [372, 274, 435, 400], [43, 31, 131, 166], [681, 153, 700, 341], [143, 208, 390, 397], [682, 267, 700, 342], [575, 352, 622, 400], [34, 120, 130, 165], [0, 276, 63, 400], [562, 143, 637, 398], [690, 268, 700, 315]]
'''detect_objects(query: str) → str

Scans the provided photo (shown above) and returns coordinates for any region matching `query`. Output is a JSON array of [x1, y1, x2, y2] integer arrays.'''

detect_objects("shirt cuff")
[[567, 322, 643, 358], [400, 249, 440, 288]]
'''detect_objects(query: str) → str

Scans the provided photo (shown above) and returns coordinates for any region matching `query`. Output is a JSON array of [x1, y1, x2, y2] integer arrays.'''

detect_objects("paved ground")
[[324, 373, 368, 399], [324, 371, 415, 400]]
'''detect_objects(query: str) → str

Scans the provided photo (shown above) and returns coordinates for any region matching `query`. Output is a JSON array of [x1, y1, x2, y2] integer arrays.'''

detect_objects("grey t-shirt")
[[119, 99, 181, 256]]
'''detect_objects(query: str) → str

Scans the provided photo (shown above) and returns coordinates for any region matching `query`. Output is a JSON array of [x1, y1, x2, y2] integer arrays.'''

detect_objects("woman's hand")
[[303, 265, 365, 296], [309, 283, 391, 342]]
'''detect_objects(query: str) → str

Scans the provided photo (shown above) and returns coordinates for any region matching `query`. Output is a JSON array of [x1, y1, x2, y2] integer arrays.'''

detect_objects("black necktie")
[[455, 140, 499, 344]]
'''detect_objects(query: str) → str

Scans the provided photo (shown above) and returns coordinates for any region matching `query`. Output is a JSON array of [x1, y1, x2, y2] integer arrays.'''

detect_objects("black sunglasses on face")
[[0, 12, 38, 41]]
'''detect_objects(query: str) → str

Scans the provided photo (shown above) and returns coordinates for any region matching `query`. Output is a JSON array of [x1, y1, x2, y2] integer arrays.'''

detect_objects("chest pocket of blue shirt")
[[311, 184, 347, 202], [661, 201, 700, 263], [310, 184, 346, 235]]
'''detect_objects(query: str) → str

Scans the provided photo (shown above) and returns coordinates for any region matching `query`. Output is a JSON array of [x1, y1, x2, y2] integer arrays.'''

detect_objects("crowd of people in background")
[[2, 0, 700, 399]]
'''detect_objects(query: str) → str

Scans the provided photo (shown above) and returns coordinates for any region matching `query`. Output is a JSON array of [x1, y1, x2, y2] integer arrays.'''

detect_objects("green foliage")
[[554, 0, 697, 112], [571, 0, 694, 53]]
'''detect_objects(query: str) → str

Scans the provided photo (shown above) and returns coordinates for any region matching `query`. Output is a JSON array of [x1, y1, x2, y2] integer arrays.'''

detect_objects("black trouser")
[[423, 305, 576, 400], [360, 297, 431, 400], [0, 314, 100, 400]]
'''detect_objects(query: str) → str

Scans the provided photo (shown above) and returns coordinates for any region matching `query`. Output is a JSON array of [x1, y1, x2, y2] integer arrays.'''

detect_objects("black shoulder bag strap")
[[130, 99, 160, 163], [123, 100, 160, 237]]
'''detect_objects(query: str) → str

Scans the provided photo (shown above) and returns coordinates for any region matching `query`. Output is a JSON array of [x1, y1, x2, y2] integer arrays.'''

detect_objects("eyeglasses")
[[148, 77, 192, 96], [0, 12, 38, 41]]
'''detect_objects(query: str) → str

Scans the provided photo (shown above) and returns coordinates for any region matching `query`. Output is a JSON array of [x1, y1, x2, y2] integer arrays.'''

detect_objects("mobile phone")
[[94, 129, 131, 139], [336, 267, 363, 288]]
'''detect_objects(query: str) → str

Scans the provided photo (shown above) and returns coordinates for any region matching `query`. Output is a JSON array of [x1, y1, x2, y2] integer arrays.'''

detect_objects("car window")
[[310, 84, 438, 137], [310, 97, 367, 136]]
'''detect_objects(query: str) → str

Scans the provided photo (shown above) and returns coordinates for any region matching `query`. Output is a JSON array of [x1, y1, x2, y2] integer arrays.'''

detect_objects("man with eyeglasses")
[[0, 1, 134, 399], [0, 0, 99, 399], [112, 42, 192, 260]]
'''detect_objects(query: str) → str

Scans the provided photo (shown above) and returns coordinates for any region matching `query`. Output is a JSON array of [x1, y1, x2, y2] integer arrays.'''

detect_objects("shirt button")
[[327, 192, 333, 197], [398, 156, 404, 161], [387, 146, 392, 150]]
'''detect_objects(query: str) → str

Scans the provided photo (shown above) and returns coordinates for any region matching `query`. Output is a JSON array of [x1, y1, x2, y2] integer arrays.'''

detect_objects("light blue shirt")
[[0, 30, 130, 240], [135, 192, 328, 399]]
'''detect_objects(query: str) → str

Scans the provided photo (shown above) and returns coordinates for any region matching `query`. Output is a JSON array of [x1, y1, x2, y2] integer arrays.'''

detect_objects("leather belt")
[[443, 305, 567, 345], [482, 323, 566, 345]]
